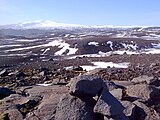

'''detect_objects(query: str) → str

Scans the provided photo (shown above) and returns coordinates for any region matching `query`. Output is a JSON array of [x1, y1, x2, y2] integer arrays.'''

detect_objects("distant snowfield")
[[0, 44, 22, 48], [66, 61, 129, 71], [142, 48, 160, 54], [15, 39, 40, 42], [5, 39, 78, 56]]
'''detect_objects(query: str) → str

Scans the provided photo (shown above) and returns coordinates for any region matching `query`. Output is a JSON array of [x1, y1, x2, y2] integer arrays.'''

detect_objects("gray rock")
[[52, 78, 67, 85], [26, 85, 68, 98], [133, 101, 160, 120], [69, 75, 104, 97], [94, 87, 125, 117], [55, 93, 96, 120], [126, 84, 160, 101], [121, 101, 136, 120], [114, 81, 133, 87], [33, 94, 62, 120], [6, 109, 23, 120], [131, 75, 153, 84], [110, 88, 123, 100]]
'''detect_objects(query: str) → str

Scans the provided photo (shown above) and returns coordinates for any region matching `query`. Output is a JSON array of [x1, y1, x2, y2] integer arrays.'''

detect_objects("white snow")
[[121, 43, 138, 50], [113, 50, 139, 55], [64, 34, 70, 37], [43, 48, 50, 54], [15, 39, 39, 42], [142, 48, 160, 54], [6, 44, 45, 51], [70, 35, 75, 38], [79, 34, 86, 37], [51, 33, 55, 36], [0, 44, 22, 48], [66, 50, 139, 60], [81, 62, 129, 71], [151, 43, 160, 49], [50, 40, 78, 56], [3, 20, 88, 29], [88, 41, 99, 46], [107, 41, 113, 50], [115, 33, 126, 38], [36, 83, 52, 86], [0, 54, 28, 57], [1, 20, 149, 30], [41, 49, 45, 51], [6, 39, 78, 56]]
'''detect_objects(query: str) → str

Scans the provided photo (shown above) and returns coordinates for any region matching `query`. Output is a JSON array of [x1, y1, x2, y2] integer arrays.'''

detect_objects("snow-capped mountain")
[[0, 20, 88, 29], [0, 20, 148, 30]]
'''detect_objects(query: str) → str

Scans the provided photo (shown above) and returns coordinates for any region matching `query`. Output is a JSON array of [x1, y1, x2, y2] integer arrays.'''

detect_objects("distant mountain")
[[0, 20, 88, 29], [0, 20, 148, 30]]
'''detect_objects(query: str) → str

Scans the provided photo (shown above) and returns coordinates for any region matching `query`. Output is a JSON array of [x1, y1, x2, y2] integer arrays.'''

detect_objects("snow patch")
[[151, 43, 160, 49], [121, 43, 138, 50], [15, 39, 39, 42], [88, 41, 99, 46], [43, 48, 50, 54], [107, 41, 113, 50], [142, 48, 160, 54], [0, 44, 22, 48], [36, 83, 52, 86], [81, 62, 129, 71], [6, 39, 78, 56]]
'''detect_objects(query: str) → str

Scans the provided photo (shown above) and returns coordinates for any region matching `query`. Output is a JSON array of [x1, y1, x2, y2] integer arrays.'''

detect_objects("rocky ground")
[[0, 53, 160, 120], [0, 26, 160, 119]]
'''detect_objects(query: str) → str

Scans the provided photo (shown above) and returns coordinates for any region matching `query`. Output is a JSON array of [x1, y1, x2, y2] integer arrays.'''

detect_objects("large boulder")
[[55, 93, 96, 120], [93, 87, 126, 118], [69, 75, 104, 97], [126, 84, 160, 101]]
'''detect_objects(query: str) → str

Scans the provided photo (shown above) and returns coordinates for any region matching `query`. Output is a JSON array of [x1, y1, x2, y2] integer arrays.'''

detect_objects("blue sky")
[[0, 0, 160, 26]]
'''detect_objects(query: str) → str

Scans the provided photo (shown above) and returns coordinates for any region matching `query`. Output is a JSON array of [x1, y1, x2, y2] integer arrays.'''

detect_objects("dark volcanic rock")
[[16, 72, 26, 78], [0, 86, 15, 99], [69, 75, 104, 97], [55, 93, 96, 120], [72, 66, 84, 71]]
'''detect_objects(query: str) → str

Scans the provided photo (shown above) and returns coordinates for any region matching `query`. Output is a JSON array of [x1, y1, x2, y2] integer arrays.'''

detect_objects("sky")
[[0, 0, 160, 26]]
